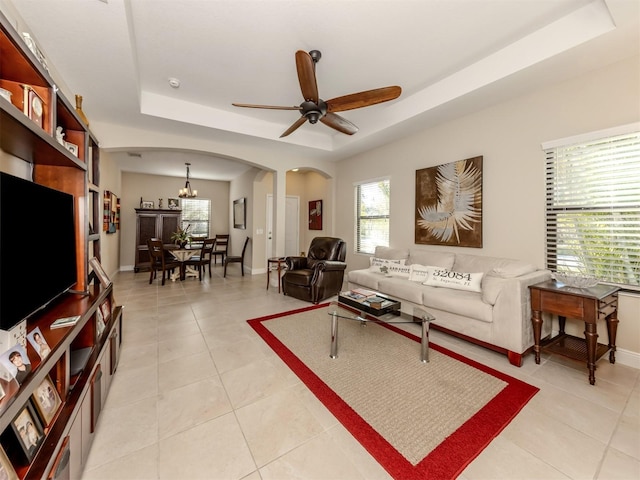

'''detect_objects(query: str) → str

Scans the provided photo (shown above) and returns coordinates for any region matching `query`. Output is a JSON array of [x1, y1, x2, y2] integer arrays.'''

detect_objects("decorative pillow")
[[370, 257, 406, 266], [408, 264, 434, 283], [369, 258, 403, 274], [423, 268, 484, 292], [387, 264, 411, 278]]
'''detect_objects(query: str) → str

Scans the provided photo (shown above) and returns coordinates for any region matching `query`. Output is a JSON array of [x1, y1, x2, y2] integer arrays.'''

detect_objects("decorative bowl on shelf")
[[554, 273, 599, 288]]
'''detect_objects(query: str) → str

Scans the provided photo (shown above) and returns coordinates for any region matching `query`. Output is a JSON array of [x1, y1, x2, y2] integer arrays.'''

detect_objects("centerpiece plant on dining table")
[[171, 224, 192, 248]]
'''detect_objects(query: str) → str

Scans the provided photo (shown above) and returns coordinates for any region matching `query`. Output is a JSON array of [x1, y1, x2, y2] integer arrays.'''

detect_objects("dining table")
[[168, 247, 200, 281]]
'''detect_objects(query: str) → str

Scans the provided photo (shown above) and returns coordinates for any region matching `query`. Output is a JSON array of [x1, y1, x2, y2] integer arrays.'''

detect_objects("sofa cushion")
[[481, 274, 509, 305], [374, 246, 409, 261], [422, 287, 493, 323], [408, 264, 434, 283], [453, 253, 535, 276], [424, 268, 484, 293], [408, 248, 455, 269], [377, 277, 425, 304], [348, 270, 381, 290]]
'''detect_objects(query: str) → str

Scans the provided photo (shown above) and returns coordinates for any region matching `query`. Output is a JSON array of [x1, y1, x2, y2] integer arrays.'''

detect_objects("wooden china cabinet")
[[134, 208, 182, 272], [0, 11, 122, 479]]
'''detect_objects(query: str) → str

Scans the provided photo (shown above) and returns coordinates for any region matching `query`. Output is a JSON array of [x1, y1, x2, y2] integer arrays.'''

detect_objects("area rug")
[[247, 303, 539, 480]]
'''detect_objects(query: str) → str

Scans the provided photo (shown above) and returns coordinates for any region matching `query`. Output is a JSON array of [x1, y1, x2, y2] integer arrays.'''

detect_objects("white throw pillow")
[[408, 264, 434, 283], [369, 257, 406, 274], [387, 264, 411, 278], [423, 268, 484, 292]]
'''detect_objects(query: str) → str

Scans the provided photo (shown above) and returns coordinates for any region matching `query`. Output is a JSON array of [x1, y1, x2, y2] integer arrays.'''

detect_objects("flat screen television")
[[0, 172, 77, 330]]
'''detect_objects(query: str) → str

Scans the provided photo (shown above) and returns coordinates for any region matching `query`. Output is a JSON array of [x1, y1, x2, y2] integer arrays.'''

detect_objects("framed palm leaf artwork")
[[415, 156, 483, 247]]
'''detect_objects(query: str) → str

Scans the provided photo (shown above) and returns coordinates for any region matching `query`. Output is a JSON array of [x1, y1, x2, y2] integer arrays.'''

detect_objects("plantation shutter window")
[[355, 179, 390, 254], [180, 198, 211, 237], [543, 125, 640, 288]]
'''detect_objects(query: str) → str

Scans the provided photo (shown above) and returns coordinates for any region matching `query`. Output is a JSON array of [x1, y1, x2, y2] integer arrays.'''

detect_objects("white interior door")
[[266, 194, 299, 258]]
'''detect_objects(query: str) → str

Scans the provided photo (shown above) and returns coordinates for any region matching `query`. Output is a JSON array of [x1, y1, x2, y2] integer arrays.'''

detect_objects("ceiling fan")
[[232, 50, 401, 138]]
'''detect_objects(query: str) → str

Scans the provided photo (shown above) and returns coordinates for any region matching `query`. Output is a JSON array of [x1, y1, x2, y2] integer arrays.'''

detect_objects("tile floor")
[[81, 267, 640, 480]]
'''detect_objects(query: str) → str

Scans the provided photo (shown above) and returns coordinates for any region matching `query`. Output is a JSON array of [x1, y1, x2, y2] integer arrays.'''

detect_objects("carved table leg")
[[531, 309, 543, 364], [584, 322, 598, 385]]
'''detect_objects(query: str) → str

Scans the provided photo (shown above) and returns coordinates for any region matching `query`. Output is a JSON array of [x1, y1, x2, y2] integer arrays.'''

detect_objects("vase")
[[75, 94, 89, 127]]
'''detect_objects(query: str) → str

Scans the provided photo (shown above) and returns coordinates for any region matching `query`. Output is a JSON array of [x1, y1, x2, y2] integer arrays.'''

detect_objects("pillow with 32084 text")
[[423, 268, 484, 292]]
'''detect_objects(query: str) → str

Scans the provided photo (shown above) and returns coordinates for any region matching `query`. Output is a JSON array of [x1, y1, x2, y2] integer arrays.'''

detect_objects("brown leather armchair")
[[282, 237, 347, 304]]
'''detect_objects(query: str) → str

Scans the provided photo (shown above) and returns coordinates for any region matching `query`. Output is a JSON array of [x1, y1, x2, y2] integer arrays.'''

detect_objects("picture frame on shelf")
[[96, 308, 105, 338], [168, 197, 179, 209], [11, 400, 44, 462], [0, 345, 31, 385], [63, 141, 78, 157], [100, 299, 111, 322], [22, 85, 44, 129], [26, 327, 51, 360], [31, 375, 62, 426], [141, 200, 154, 209], [0, 445, 18, 480], [89, 257, 112, 288]]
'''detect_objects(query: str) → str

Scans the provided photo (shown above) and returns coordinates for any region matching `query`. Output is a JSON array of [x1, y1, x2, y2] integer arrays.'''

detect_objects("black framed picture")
[[11, 401, 44, 462]]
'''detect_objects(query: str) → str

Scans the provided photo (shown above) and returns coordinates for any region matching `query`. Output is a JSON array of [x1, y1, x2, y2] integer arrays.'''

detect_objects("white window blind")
[[355, 179, 390, 254], [180, 198, 211, 237], [544, 130, 640, 287]]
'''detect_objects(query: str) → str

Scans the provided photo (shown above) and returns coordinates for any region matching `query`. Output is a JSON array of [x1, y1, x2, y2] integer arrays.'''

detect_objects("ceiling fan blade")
[[280, 116, 308, 138], [232, 103, 301, 111], [320, 112, 359, 135], [295, 50, 319, 103], [326, 86, 401, 113]]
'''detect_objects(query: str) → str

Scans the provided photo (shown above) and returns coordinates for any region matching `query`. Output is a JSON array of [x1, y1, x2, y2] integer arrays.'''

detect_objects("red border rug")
[[248, 304, 539, 480]]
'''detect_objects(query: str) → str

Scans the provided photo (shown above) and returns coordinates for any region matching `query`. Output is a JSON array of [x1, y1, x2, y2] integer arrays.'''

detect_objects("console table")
[[529, 281, 619, 385]]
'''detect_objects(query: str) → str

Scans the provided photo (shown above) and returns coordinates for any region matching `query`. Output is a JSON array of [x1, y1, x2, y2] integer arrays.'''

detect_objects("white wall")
[[335, 56, 640, 361]]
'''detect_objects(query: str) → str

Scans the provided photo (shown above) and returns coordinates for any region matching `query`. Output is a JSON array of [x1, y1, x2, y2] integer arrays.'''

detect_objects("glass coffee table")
[[328, 299, 435, 363]]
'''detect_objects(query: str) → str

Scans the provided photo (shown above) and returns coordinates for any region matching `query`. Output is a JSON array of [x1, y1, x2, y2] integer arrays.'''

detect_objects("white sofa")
[[347, 246, 552, 366]]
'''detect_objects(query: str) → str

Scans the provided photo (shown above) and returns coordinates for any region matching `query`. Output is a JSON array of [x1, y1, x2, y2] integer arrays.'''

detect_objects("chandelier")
[[178, 162, 198, 198]]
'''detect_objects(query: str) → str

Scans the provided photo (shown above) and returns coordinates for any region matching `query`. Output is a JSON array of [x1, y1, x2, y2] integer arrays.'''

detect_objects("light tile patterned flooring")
[[81, 268, 640, 479]]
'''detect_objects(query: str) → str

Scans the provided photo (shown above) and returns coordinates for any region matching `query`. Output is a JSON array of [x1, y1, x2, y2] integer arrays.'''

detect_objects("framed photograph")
[[168, 197, 180, 209], [11, 401, 44, 462], [32, 375, 62, 426], [27, 327, 52, 359], [309, 200, 322, 230], [63, 141, 78, 157], [0, 345, 31, 385], [22, 85, 44, 128], [233, 197, 246, 229], [96, 308, 105, 338], [89, 257, 112, 288], [0, 445, 18, 480], [141, 200, 154, 209], [100, 299, 111, 322]]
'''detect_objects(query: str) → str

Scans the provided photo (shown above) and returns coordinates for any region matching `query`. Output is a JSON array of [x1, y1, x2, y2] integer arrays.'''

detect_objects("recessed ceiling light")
[[291, 168, 299, 172], [168, 77, 180, 88]]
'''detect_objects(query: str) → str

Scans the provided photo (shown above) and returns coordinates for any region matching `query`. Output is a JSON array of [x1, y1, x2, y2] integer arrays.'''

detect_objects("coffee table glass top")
[[329, 300, 434, 324]]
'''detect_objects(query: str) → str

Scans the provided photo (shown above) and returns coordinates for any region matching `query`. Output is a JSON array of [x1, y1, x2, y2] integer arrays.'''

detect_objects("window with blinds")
[[180, 198, 211, 237], [355, 179, 390, 254], [544, 129, 640, 288]]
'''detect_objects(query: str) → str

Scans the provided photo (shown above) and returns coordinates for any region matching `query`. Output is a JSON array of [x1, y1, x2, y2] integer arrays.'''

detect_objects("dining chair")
[[224, 237, 250, 277], [211, 234, 230, 265], [185, 238, 216, 280], [147, 238, 180, 285]]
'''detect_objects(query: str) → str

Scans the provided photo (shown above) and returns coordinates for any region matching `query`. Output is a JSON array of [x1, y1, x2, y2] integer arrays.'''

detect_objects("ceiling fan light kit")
[[233, 49, 401, 138]]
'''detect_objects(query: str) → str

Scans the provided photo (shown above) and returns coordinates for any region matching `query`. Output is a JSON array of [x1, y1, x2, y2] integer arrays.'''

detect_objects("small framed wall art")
[[309, 200, 322, 230]]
